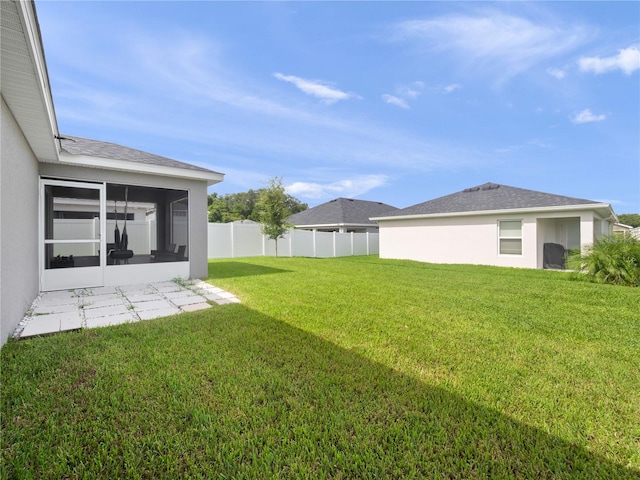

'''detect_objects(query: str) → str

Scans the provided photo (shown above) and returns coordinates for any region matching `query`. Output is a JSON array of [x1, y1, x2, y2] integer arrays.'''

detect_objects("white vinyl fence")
[[53, 219, 157, 255], [208, 222, 379, 259]]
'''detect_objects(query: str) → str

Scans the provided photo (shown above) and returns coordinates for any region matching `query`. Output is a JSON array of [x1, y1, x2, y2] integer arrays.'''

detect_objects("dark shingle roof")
[[377, 183, 601, 218], [59, 135, 221, 175], [289, 198, 399, 226]]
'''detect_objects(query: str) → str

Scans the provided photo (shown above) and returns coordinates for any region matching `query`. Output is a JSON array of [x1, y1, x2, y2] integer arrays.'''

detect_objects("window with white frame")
[[498, 220, 522, 255]]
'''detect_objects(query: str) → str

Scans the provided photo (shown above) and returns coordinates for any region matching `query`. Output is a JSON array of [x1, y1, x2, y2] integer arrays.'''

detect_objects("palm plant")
[[567, 234, 640, 287]]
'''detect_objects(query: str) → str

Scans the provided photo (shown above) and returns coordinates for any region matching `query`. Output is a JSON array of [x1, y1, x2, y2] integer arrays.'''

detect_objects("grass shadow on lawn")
[[207, 260, 291, 280], [2, 304, 638, 479]]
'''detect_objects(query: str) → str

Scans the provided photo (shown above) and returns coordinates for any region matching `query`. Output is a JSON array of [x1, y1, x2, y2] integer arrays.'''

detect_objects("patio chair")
[[543, 242, 566, 269]]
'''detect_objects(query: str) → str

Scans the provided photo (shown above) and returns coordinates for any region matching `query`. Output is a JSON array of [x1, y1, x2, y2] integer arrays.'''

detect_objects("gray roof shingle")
[[59, 135, 221, 175], [377, 183, 601, 218], [289, 198, 399, 226]]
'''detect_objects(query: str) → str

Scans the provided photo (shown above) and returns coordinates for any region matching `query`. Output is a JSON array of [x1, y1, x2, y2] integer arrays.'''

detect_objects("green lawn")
[[2, 256, 639, 479]]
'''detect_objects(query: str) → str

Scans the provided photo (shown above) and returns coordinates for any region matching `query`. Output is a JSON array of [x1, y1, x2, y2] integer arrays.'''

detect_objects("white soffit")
[[1, 0, 59, 162]]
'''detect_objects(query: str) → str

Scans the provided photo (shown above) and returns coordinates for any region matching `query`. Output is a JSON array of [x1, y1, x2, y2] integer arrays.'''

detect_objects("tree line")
[[207, 184, 308, 223], [618, 213, 640, 228]]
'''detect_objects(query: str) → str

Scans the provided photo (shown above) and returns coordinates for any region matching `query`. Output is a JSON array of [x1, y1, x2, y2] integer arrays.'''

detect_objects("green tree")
[[208, 187, 307, 223], [207, 193, 235, 223], [226, 190, 260, 221], [256, 177, 292, 257], [617, 213, 640, 228]]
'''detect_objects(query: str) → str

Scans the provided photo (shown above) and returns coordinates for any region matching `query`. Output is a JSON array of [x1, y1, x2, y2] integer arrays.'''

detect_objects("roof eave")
[[293, 222, 376, 228], [59, 152, 224, 186], [372, 203, 615, 222], [3, 0, 60, 162]]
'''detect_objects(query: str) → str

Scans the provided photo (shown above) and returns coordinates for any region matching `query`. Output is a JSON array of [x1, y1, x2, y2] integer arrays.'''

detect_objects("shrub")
[[567, 234, 640, 287]]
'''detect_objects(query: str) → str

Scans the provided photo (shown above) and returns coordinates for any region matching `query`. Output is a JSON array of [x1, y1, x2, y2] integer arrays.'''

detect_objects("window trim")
[[498, 219, 523, 256]]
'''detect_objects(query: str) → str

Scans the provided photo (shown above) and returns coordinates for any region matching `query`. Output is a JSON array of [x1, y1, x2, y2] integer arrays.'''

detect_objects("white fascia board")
[[371, 203, 613, 222], [295, 223, 374, 228], [59, 152, 225, 186], [17, 0, 60, 161]]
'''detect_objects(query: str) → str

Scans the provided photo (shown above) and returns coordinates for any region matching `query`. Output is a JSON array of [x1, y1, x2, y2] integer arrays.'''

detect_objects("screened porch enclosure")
[[44, 182, 189, 271], [105, 183, 189, 265]]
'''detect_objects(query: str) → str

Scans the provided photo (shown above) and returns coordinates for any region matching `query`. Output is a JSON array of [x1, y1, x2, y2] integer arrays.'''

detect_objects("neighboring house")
[[613, 223, 634, 235], [288, 198, 398, 233], [0, 0, 223, 345], [371, 183, 618, 270], [631, 227, 640, 240]]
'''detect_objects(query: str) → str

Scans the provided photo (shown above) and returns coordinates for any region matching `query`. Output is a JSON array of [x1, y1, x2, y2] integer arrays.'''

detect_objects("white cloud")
[[395, 11, 591, 85], [570, 109, 607, 124], [546, 67, 567, 79], [382, 81, 425, 108], [442, 83, 461, 93], [397, 81, 424, 98], [273, 72, 355, 104], [578, 46, 640, 75], [382, 94, 410, 109], [286, 175, 389, 199]]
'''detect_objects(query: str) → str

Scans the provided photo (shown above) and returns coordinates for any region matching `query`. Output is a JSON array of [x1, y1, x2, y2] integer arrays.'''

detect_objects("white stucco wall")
[[378, 209, 611, 269], [378, 214, 538, 268], [1, 98, 41, 345]]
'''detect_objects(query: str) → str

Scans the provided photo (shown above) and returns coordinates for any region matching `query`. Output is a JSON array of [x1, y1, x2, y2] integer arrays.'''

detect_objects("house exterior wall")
[[378, 213, 538, 268], [1, 98, 41, 345], [39, 162, 210, 281], [378, 208, 611, 269]]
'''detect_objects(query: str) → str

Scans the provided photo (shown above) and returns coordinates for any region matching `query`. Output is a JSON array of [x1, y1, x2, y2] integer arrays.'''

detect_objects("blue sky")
[[36, 1, 639, 213]]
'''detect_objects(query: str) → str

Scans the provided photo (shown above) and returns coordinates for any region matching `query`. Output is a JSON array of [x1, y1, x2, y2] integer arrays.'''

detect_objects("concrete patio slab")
[[81, 292, 122, 301], [15, 280, 240, 339], [118, 284, 155, 294], [20, 310, 84, 338], [195, 285, 225, 294], [181, 302, 212, 312], [82, 286, 119, 296], [32, 302, 79, 315], [214, 297, 241, 305], [163, 290, 196, 300], [20, 320, 61, 337], [131, 299, 174, 312], [36, 294, 78, 307], [83, 297, 127, 310], [137, 307, 181, 321], [31, 311, 82, 324], [40, 289, 77, 299], [170, 295, 207, 307], [84, 304, 131, 319], [126, 293, 164, 303], [85, 313, 137, 328], [154, 282, 184, 293], [60, 316, 84, 330], [216, 291, 237, 299]]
